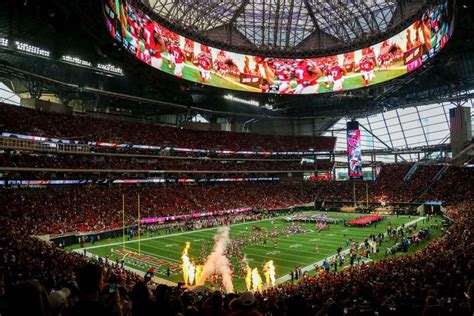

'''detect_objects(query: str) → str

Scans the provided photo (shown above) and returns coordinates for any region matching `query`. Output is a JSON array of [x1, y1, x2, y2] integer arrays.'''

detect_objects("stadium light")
[[263, 103, 274, 110], [97, 63, 123, 75], [224, 94, 259, 107], [0, 37, 8, 47], [62, 55, 92, 67], [15, 41, 50, 57]]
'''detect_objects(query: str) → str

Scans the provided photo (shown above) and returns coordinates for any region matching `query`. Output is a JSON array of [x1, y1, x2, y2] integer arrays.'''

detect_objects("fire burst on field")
[[264, 260, 276, 288], [251, 268, 263, 292], [181, 242, 197, 286], [180, 227, 234, 293], [243, 255, 252, 291], [181, 229, 276, 293], [243, 256, 273, 292]]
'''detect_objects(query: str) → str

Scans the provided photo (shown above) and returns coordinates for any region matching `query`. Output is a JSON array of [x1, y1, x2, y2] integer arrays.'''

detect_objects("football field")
[[69, 212, 433, 292]]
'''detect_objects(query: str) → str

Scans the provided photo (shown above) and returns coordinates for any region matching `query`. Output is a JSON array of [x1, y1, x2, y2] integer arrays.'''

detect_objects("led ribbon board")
[[104, 0, 454, 95]]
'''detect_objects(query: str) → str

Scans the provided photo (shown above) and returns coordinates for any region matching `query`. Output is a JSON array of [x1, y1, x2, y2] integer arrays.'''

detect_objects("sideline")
[[77, 250, 178, 286]]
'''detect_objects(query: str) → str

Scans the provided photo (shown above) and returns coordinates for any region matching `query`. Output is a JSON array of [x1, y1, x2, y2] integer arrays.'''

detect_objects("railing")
[[403, 162, 419, 181], [0, 167, 313, 174], [0, 136, 334, 163], [0, 136, 91, 153]]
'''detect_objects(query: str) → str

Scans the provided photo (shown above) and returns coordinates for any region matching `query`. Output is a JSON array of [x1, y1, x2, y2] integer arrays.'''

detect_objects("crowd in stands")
[[0, 217, 143, 316], [420, 166, 474, 204], [0, 183, 311, 235], [0, 151, 331, 172], [0, 103, 336, 152], [1, 164, 472, 235], [313, 164, 457, 204], [0, 201, 471, 315], [385, 164, 443, 202]]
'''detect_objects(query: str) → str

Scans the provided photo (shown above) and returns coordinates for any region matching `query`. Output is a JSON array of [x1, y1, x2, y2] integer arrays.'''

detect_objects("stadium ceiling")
[[139, 0, 428, 56]]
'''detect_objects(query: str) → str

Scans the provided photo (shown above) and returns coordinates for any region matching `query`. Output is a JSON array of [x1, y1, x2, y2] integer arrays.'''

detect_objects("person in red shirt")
[[294, 60, 322, 94], [381, 53, 391, 69], [322, 63, 333, 89], [197, 53, 212, 83], [144, 22, 164, 70], [330, 61, 346, 92], [272, 62, 293, 94], [172, 41, 185, 78], [359, 57, 375, 86], [167, 41, 175, 67]]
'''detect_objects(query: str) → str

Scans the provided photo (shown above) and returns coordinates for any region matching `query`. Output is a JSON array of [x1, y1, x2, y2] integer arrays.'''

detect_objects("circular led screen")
[[104, 0, 454, 95]]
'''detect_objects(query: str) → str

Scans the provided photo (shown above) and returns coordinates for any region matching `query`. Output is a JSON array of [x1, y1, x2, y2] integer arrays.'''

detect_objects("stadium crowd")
[[311, 163, 451, 203], [0, 200, 471, 316], [420, 166, 474, 203], [0, 103, 336, 152], [0, 183, 311, 235], [1, 165, 472, 235], [0, 152, 328, 172]]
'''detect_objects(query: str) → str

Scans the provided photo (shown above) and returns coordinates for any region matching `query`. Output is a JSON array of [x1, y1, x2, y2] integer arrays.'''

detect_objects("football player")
[[172, 40, 184, 78], [197, 52, 212, 83], [330, 61, 346, 92], [359, 57, 375, 86], [294, 59, 323, 94]]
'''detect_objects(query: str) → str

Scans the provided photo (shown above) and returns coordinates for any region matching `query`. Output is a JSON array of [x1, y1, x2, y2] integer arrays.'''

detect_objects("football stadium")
[[0, 0, 473, 315]]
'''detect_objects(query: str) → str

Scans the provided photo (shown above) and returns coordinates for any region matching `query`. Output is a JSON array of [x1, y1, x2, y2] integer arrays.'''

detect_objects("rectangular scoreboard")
[[347, 121, 362, 179]]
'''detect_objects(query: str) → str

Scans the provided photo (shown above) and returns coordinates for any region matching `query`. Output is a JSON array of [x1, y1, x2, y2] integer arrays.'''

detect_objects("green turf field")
[[160, 55, 256, 92], [69, 213, 439, 292]]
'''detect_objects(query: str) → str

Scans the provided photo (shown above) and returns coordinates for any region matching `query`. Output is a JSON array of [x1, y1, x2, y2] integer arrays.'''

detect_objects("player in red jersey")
[[172, 41, 184, 78], [359, 57, 375, 86], [381, 54, 391, 69], [322, 63, 333, 89], [144, 22, 163, 70], [167, 41, 175, 67], [273, 62, 293, 94], [330, 61, 346, 92], [294, 60, 322, 94], [197, 53, 212, 83]]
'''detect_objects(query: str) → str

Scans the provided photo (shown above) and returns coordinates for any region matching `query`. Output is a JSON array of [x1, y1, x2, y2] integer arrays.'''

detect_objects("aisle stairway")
[[412, 165, 449, 202], [404, 162, 419, 181]]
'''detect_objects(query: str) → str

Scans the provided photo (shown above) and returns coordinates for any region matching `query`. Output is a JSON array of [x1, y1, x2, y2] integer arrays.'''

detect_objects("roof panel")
[[139, 0, 424, 51]]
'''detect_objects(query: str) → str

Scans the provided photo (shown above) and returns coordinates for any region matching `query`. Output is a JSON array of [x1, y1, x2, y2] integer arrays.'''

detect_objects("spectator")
[[230, 291, 262, 316], [201, 292, 228, 316], [65, 263, 119, 316], [49, 287, 71, 316], [130, 281, 154, 316], [9, 280, 51, 316]]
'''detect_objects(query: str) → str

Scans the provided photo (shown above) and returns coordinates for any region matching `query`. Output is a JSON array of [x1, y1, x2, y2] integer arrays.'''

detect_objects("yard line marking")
[[81, 212, 389, 251], [77, 214, 425, 290], [274, 216, 426, 285], [83, 217, 284, 250], [73, 247, 179, 286], [122, 246, 181, 263]]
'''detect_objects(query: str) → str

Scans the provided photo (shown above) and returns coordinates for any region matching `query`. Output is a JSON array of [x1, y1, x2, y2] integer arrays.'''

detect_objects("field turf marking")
[[83, 217, 284, 250], [78, 214, 425, 290], [274, 216, 426, 285]]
